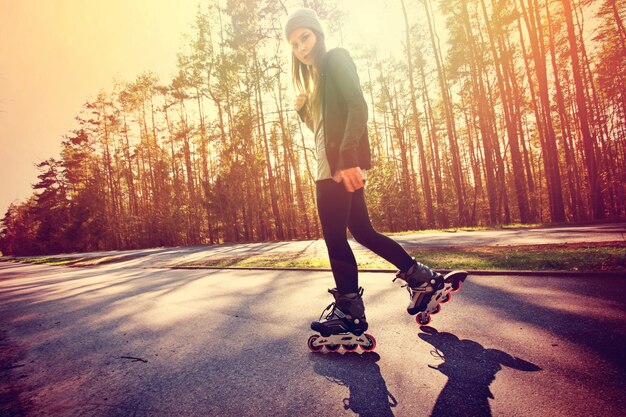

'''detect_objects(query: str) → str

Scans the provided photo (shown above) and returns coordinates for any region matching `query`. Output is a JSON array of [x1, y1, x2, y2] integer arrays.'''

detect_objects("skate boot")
[[307, 287, 376, 353], [393, 259, 467, 326]]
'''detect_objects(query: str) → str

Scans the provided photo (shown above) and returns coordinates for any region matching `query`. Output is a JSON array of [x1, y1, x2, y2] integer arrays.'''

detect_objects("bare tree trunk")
[[423, 0, 466, 225], [518, 0, 566, 222], [459, 0, 499, 225], [482, 0, 530, 223], [365, 62, 383, 161], [416, 46, 448, 228], [401, 0, 434, 227], [560, 0, 605, 219], [545, 1, 581, 221], [256, 51, 284, 240], [178, 98, 199, 243], [121, 114, 139, 217], [100, 101, 121, 248], [275, 68, 311, 239], [390, 82, 414, 230]]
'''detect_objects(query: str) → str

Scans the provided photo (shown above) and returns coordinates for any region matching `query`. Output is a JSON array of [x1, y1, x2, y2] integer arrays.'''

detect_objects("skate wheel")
[[360, 333, 376, 352], [451, 278, 463, 292], [431, 304, 441, 315], [307, 334, 323, 352], [326, 344, 340, 352], [441, 294, 451, 304], [343, 344, 358, 352], [416, 313, 431, 326]]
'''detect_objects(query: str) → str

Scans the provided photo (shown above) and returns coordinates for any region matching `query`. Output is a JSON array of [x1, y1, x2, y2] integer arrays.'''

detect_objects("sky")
[[0, 0, 199, 214], [0, 0, 408, 216]]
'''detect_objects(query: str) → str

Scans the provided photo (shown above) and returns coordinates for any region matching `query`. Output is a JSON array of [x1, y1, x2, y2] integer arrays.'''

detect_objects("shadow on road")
[[419, 326, 541, 417], [309, 351, 397, 417], [465, 276, 626, 376]]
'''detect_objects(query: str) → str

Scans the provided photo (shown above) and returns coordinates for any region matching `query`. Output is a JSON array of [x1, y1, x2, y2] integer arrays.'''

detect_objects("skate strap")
[[319, 302, 336, 321], [392, 276, 409, 288]]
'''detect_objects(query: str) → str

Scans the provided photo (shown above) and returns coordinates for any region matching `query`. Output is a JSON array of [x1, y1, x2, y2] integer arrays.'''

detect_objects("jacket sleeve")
[[297, 105, 314, 133], [325, 48, 368, 170]]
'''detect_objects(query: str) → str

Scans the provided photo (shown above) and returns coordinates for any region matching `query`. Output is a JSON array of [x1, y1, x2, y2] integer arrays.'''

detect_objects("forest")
[[1, 0, 624, 256]]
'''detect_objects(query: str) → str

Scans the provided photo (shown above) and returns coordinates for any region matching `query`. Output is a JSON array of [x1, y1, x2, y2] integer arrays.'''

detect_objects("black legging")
[[316, 179, 415, 294]]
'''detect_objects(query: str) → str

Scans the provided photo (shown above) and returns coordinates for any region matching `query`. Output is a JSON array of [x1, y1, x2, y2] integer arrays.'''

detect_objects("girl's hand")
[[334, 167, 364, 192], [294, 93, 307, 112]]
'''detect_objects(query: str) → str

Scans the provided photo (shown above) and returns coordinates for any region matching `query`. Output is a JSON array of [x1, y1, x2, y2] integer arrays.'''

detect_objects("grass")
[[385, 223, 546, 236], [6, 256, 90, 266], [182, 241, 626, 272], [403, 242, 626, 271], [1, 254, 140, 267], [4, 241, 624, 272]]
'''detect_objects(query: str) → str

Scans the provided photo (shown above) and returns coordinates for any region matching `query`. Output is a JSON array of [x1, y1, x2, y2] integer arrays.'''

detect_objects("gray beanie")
[[284, 8, 324, 40]]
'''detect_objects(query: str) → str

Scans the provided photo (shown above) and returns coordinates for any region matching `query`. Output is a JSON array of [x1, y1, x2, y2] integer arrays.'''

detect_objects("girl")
[[284, 8, 466, 348]]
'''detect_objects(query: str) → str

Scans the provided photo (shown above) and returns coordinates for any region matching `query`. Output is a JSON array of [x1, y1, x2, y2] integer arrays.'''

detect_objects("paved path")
[[26, 222, 626, 269], [1, 262, 624, 416]]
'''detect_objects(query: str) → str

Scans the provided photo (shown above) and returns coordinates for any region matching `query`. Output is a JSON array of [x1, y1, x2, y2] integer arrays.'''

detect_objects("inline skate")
[[393, 259, 467, 326], [307, 287, 376, 353]]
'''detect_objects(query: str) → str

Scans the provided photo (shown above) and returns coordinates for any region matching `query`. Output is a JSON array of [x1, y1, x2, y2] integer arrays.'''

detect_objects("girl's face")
[[288, 27, 318, 66]]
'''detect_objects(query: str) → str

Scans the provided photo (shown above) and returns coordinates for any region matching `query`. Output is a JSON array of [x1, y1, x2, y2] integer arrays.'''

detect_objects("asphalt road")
[[1, 262, 625, 417]]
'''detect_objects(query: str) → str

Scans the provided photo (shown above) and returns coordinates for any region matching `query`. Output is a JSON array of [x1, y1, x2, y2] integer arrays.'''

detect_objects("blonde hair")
[[291, 29, 326, 127]]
